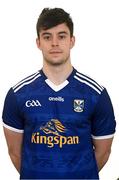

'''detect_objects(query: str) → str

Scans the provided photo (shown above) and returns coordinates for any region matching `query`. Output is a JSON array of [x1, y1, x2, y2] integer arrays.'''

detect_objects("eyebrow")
[[41, 31, 68, 36], [58, 31, 68, 35]]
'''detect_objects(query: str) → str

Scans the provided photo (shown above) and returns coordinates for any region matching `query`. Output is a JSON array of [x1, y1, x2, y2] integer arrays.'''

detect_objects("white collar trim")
[[45, 79, 69, 92]]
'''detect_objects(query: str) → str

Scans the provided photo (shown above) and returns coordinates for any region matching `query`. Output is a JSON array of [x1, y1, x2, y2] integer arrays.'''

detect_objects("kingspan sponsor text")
[[31, 132, 80, 148]]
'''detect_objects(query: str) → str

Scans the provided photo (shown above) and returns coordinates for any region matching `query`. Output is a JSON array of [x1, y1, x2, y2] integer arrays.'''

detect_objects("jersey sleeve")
[[2, 88, 24, 133], [91, 88, 116, 139]]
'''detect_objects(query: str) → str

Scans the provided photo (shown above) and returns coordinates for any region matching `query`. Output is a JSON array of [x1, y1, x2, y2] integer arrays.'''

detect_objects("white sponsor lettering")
[[49, 97, 64, 102]]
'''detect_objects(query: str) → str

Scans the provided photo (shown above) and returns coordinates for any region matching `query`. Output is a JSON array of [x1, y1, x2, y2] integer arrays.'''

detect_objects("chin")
[[46, 58, 66, 66], [44, 55, 69, 66], [49, 61, 65, 66]]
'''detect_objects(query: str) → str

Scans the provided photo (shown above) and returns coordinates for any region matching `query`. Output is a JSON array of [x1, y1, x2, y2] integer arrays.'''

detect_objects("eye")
[[59, 35, 66, 40], [43, 35, 51, 41]]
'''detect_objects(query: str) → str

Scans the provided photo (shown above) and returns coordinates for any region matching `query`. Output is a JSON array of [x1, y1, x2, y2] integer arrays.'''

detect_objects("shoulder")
[[73, 69, 104, 95], [12, 71, 41, 93]]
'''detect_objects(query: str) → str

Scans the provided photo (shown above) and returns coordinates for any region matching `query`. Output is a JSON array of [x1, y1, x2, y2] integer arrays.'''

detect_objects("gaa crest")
[[74, 99, 84, 112]]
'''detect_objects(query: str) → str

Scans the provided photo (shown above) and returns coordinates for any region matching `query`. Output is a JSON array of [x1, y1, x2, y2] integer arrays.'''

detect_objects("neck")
[[42, 62, 73, 85]]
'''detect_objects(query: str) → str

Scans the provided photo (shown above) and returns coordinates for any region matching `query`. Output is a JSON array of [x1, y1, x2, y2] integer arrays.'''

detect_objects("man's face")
[[36, 23, 75, 66]]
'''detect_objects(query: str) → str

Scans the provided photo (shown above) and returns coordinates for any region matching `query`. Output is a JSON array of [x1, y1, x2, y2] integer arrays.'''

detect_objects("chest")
[[19, 89, 95, 131]]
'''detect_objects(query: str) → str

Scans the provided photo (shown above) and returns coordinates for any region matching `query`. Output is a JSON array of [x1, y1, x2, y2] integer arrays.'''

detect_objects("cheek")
[[65, 43, 72, 51], [65, 40, 73, 49], [61, 42, 70, 49], [40, 44, 50, 52]]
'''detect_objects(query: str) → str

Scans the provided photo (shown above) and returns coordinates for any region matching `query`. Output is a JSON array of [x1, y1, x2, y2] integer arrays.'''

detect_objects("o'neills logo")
[[31, 119, 80, 148], [48, 96, 64, 102]]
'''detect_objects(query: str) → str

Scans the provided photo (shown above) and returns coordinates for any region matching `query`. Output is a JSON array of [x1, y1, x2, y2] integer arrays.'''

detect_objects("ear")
[[70, 36, 75, 49], [36, 38, 41, 50]]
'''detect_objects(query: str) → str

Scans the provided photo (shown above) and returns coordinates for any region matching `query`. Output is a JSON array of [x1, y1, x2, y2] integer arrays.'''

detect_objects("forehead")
[[40, 23, 70, 35]]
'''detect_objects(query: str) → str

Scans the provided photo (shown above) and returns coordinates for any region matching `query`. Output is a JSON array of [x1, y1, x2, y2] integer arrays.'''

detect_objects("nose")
[[51, 36, 59, 47]]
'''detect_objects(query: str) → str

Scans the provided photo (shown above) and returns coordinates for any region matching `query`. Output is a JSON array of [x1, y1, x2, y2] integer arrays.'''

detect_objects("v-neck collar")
[[45, 79, 69, 92], [40, 67, 76, 92]]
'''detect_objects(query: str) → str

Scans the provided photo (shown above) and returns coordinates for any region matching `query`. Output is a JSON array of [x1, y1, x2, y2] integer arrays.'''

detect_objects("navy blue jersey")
[[2, 68, 116, 179]]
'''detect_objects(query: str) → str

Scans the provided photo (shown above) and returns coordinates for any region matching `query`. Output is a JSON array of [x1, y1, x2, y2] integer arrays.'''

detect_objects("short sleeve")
[[91, 88, 116, 139], [2, 88, 24, 133]]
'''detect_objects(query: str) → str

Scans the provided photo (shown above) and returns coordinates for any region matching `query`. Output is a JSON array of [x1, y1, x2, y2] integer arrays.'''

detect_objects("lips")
[[49, 50, 62, 54], [49, 52, 62, 54]]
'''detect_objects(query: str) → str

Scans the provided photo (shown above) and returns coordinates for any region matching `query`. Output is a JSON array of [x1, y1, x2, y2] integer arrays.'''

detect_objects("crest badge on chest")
[[74, 99, 84, 112]]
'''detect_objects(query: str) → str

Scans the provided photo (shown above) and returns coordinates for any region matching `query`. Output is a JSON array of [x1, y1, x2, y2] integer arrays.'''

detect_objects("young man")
[[2, 8, 116, 179]]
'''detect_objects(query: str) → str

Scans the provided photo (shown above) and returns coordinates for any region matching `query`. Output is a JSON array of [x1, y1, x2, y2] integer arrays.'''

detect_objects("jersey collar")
[[39, 67, 76, 92]]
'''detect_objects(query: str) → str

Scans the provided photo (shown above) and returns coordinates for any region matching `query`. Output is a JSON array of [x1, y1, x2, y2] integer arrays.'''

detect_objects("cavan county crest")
[[74, 99, 84, 112]]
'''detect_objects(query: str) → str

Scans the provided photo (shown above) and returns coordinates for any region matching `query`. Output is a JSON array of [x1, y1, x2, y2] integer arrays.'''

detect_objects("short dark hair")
[[36, 8, 74, 37]]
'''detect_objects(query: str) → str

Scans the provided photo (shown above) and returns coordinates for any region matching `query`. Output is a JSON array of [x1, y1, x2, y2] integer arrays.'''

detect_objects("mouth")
[[49, 52, 62, 54], [49, 50, 63, 54]]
